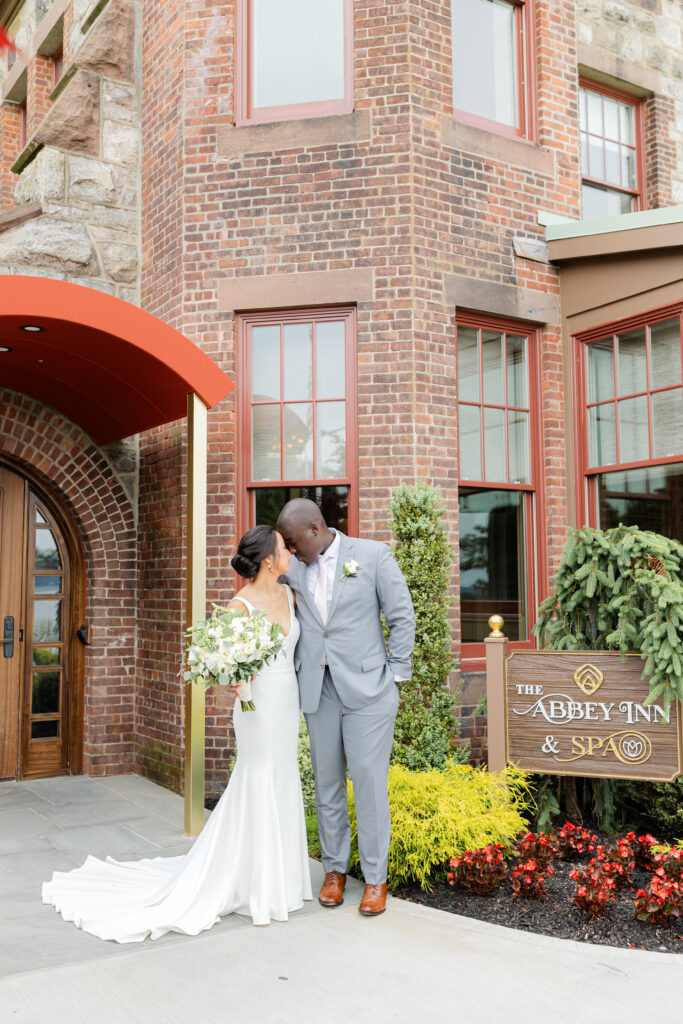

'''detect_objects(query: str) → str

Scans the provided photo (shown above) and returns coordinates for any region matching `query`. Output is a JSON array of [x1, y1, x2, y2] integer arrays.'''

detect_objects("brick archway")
[[0, 388, 137, 776]]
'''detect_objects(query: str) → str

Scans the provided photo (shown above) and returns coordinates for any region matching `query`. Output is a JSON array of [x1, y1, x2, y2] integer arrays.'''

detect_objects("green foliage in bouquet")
[[533, 523, 683, 712], [387, 483, 468, 770], [348, 762, 533, 891]]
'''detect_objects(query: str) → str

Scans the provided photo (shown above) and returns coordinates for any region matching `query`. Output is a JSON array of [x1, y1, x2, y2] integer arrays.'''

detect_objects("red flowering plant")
[[651, 847, 683, 883], [570, 862, 617, 917], [448, 844, 508, 896], [557, 822, 598, 861], [622, 831, 659, 871], [590, 845, 634, 891], [605, 840, 636, 888], [633, 870, 683, 925], [514, 831, 560, 871], [510, 859, 553, 899]]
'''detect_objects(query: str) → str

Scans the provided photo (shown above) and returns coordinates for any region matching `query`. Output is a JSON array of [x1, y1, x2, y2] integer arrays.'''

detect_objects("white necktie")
[[314, 554, 329, 624]]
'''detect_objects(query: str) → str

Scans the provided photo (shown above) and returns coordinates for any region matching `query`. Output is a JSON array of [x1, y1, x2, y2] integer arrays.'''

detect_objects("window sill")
[[218, 108, 371, 158], [442, 115, 555, 177]]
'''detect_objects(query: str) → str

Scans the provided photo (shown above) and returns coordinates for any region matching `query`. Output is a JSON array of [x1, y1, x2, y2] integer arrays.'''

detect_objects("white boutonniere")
[[341, 560, 360, 579]]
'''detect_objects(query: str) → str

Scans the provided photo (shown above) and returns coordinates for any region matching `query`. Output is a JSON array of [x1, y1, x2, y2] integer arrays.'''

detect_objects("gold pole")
[[184, 393, 208, 835], [484, 614, 508, 774]]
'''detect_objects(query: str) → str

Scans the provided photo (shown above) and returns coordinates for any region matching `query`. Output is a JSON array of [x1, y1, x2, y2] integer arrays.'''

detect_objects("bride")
[[42, 526, 313, 941]]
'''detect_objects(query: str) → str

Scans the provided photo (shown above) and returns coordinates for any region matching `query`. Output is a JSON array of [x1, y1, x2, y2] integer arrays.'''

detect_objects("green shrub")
[[297, 714, 316, 817], [532, 523, 683, 829], [388, 483, 468, 770], [615, 778, 683, 839], [348, 762, 533, 891]]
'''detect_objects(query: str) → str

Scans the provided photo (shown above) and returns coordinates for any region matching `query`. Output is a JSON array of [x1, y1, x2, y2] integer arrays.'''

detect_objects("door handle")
[[3, 616, 14, 658]]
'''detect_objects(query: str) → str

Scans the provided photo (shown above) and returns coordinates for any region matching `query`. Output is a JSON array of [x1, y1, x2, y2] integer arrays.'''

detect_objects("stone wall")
[[0, 0, 142, 504], [577, 0, 683, 202]]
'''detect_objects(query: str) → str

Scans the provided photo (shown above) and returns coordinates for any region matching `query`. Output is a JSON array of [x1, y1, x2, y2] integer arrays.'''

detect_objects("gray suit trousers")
[[305, 668, 399, 885]]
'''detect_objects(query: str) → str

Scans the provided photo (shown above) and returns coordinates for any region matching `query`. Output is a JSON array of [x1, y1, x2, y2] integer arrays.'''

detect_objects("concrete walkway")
[[1, 775, 681, 1023]]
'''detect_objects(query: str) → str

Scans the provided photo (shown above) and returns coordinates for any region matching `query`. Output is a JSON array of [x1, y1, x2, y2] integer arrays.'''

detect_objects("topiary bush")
[[387, 483, 468, 770], [348, 762, 534, 891]]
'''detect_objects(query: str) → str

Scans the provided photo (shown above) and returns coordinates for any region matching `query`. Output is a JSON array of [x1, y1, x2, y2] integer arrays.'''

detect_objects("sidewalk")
[[1, 774, 681, 1023]]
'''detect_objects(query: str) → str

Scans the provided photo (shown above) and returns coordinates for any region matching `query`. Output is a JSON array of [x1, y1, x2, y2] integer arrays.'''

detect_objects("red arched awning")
[[0, 276, 233, 444]]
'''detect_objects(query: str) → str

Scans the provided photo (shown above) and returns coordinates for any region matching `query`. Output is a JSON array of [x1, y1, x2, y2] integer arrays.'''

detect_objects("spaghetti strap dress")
[[42, 585, 312, 940]]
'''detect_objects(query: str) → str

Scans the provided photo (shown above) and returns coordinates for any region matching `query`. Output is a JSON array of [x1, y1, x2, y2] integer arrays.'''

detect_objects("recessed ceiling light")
[[21, 325, 44, 332], [0, 345, 12, 353]]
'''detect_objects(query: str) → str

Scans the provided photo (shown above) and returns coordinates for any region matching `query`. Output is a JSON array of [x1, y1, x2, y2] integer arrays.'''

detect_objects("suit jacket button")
[[323, 633, 329, 639], [320, 663, 325, 669]]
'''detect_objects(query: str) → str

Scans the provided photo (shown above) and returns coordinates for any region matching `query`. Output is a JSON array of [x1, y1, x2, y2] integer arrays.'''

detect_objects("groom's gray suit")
[[285, 532, 415, 884]]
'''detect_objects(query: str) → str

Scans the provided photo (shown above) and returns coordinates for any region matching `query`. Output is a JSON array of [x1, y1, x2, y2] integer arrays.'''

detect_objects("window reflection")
[[596, 463, 683, 542], [32, 672, 60, 715], [35, 530, 61, 570], [33, 600, 61, 642], [254, 485, 348, 533], [459, 488, 527, 642]]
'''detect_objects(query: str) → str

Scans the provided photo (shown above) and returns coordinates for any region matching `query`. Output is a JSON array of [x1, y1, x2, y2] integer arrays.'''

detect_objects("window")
[[579, 81, 644, 219], [239, 308, 357, 535], [236, 0, 353, 125], [456, 316, 543, 666], [452, 0, 535, 140], [18, 99, 27, 150], [577, 308, 683, 542], [52, 48, 63, 89]]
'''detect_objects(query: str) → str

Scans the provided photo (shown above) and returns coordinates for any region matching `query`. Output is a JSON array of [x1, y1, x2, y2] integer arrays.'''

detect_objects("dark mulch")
[[394, 853, 683, 954]]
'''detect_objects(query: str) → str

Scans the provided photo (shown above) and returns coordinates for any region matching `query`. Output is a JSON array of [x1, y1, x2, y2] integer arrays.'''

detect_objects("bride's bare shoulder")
[[228, 588, 252, 613]]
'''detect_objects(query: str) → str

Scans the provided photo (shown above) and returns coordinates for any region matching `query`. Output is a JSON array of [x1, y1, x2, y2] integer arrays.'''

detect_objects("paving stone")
[[35, 797, 150, 830], [22, 776, 114, 806], [0, 849, 78, 889], [119, 817, 192, 849], [0, 808, 54, 839], [41, 823, 161, 863], [0, 785, 52, 812]]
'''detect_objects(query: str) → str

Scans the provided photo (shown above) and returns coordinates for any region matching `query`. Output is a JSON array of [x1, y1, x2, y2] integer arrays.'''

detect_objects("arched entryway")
[[0, 276, 233, 825], [0, 461, 85, 780]]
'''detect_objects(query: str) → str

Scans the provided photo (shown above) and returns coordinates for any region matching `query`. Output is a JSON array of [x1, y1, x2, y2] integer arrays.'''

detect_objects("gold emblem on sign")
[[573, 663, 604, 696]]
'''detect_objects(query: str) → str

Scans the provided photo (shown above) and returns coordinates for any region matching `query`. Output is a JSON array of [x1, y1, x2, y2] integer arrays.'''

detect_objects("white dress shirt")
[[306, 529, 341, 607]]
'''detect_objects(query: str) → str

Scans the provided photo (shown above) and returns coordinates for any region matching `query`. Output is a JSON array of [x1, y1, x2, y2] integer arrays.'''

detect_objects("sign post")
[[485, 615, 508, 773]]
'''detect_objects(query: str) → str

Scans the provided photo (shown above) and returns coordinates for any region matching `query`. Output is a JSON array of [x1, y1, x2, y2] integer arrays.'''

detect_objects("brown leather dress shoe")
[[359, 883, 388, 916], [318, 871, 346, 907]]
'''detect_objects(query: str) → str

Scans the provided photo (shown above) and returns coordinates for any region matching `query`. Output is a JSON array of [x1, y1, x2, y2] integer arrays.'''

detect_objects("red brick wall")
[[27, 54, 53, 139], [644, 93, 676, 209], [134, 0, 589, 796], [0, 102, 22, 209], [0, 388, 137, 776]]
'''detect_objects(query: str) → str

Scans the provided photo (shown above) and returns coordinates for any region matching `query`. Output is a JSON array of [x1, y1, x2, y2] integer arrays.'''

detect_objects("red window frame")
[[235, 0, 354, 126], [574, 303, 683, 527], [579, 78, 646, 214], [237, 307, 358, 541], [452, 0, 537, 143], [456, 312, 546, 671]]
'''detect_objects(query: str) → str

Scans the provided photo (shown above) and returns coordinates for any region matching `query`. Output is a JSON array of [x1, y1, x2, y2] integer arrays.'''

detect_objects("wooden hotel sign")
[[504, 651, 682, 782]]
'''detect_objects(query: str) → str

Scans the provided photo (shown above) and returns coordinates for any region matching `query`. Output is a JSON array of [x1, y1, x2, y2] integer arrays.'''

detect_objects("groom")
[[277, 498, 415, 916]]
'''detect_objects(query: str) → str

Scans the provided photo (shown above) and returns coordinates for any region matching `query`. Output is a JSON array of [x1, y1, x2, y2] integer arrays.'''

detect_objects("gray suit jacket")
[[284, 533, 415, 713]]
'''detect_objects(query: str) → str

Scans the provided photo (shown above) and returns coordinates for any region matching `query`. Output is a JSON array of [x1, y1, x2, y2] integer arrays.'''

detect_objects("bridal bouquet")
[[184, 605, 284, 711]]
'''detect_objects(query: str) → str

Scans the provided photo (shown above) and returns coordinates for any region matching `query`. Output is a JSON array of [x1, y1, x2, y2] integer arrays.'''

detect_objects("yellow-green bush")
[[348, 761, 534, 891]]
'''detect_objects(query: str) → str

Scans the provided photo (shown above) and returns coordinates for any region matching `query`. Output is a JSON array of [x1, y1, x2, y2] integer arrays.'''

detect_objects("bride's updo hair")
[[231, 525, 279, 579]]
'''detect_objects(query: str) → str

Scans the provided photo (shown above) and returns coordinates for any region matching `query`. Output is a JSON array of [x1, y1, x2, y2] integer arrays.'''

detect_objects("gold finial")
[[488, 614, 505, 638]]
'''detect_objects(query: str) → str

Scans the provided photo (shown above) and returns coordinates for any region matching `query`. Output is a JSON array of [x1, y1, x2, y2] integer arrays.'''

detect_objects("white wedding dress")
[[42, 585, 313, 941]]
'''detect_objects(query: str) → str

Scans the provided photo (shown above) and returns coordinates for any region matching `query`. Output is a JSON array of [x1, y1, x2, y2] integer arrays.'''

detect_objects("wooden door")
[[0, 467, 26, 779], [0, 465, 79, 780]]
